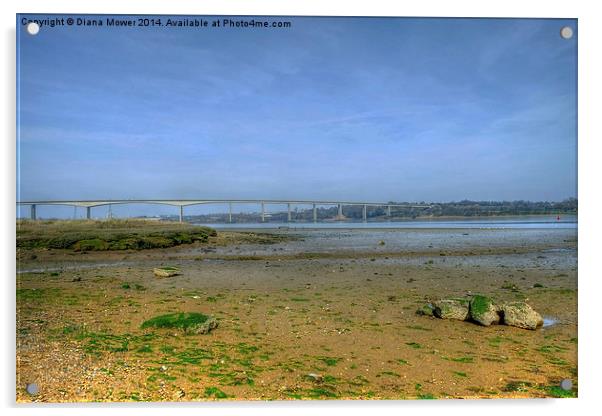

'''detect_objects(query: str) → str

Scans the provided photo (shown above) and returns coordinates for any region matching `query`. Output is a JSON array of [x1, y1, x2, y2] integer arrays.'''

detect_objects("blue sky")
[[17, 16, 577, 216]]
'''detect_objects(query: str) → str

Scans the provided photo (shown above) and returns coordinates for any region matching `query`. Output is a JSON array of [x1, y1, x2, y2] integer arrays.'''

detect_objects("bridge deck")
[[16, 199, 432, 222], [16, 199, 432, 208]]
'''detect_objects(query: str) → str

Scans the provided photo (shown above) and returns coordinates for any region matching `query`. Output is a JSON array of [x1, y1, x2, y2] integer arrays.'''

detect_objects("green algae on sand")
[[141, 312, 218, 335]]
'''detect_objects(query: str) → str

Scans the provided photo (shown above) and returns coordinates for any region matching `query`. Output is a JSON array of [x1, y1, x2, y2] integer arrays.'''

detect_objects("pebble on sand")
[[153, 267, 180, 278]]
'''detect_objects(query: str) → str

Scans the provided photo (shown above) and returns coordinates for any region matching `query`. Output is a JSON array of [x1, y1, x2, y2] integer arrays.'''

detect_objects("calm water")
[[194, 215, 577, 230]]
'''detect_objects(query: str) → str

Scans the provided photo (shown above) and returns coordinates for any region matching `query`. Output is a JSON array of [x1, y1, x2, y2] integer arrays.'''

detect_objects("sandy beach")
[[16, 224, 577, 402]]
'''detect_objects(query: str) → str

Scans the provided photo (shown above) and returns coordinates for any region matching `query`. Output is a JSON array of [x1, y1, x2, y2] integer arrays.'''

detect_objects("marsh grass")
[[17, 219, 216, 251]]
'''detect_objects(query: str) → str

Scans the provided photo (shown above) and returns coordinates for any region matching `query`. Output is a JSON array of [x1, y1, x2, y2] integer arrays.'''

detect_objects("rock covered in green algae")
[[185, 317, 219, 335], [501, 301, 543, 330], [432, 299, 470, 320], [141, 312, 218, 335], [469, 295, 501, 326]]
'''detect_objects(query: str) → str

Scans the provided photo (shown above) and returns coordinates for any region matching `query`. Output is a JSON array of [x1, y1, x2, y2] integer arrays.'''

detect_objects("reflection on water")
[[195, 215, 577, 230], [543, 317, 559, 328]]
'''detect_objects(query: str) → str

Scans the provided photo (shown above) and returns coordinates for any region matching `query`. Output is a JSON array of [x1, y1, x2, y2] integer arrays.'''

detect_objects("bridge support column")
[[337, 204, 343, 219], [387, 205, 391, 217], [287, 203, 292, 222], [261, 202, 265, 222], [363, 205, 367, 222], [229, 203, 233, 223], [86, 206, 91, 219], [179, 205, 183, 223], [30, 204, 36, 220], [313, 204, 317, 223]]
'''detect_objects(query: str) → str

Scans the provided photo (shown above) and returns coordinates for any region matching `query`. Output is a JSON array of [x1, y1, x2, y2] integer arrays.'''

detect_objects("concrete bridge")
[[16, 199, 432, 223]]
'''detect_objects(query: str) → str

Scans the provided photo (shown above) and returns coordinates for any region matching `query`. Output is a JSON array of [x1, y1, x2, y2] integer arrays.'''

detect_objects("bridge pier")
[[362, 204, 367, 222], [86, 206, 91, 219], [287, 203, 292, 222], [337, 204, 343, 219], [179, 205, 183, 223], [229, 202, 233, 223], [261, 202, 265, 222], [30, 204, 36, 220], [387, 205, 391, 217], [313, 204, 317, 223]]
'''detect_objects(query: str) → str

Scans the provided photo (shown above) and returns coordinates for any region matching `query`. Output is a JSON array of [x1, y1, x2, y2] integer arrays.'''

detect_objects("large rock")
[[469, 295, 501, 326], [432, 299, 470, 320], [501, 301, 543, 330]]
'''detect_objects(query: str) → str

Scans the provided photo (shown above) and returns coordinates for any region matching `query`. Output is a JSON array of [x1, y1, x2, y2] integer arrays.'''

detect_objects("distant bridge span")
[[16, 199, 432, 223]]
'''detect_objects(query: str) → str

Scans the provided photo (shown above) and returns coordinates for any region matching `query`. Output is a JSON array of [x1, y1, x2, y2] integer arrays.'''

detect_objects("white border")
[[2, 1, 600, 416]]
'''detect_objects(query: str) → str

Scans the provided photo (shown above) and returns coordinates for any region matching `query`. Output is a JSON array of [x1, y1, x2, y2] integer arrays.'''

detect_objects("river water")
[[193, 215, 577, 230]]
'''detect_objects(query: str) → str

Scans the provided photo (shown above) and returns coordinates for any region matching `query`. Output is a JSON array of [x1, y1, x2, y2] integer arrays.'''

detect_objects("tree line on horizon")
[[386, 198, 578, 219]]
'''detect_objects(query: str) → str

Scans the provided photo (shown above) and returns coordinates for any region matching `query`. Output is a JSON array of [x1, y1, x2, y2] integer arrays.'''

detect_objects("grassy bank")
[[16, 219, 217, 251]]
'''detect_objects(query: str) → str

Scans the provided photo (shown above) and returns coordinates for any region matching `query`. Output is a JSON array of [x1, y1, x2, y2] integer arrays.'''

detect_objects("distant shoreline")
[[200, 213, 577, 222], [390, 213, 576, 221]]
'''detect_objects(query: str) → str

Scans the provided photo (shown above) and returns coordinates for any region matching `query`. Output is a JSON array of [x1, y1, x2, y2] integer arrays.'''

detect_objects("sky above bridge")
[[17, 16, 577, 217]]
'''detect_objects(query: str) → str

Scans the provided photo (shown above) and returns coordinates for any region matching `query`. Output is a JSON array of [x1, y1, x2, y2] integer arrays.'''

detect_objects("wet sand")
[[16, 228, 577, 402]]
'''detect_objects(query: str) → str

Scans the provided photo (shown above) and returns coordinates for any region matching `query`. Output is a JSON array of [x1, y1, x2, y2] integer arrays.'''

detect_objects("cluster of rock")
[[418, 295, 543, 330]]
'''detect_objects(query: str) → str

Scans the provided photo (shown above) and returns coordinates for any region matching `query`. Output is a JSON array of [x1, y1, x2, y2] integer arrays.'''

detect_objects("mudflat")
[[16, 221, 577, 402]]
